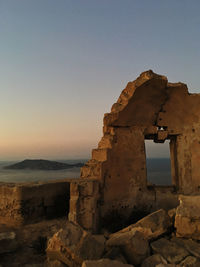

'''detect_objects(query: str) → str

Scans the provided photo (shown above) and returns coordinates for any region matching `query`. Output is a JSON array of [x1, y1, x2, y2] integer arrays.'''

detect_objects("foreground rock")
[[175, 195, 200, 240], [141, 254, 168, 267], [46, 221, 105, 267], [107, 229, 150, 265], [171, 237, 200, 258], [0, 218, 67, 267], [0, 231, 18, 254], [103, 247, 127, 263], [151, 238, 189, 264], [82, 259, 134, 267], [106, 209, 172, 266], [179, 256, 200, 267], [109, 209, 171, 241]]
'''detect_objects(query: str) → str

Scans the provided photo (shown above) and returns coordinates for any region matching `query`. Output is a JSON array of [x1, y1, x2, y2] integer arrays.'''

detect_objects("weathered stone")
[[171, 237, 200, 258], [107, 229, 150, 266], [168, 208, 176, 224], [151, 238, 189, 264], [0, 231, 18, 254], [63, 70, 200, 234], [45, 259, 68, 267], [0, 179, 72, 226], [109, 209, 171, 241], [82, 259, 134, 267], [103, 247, 127, 263], [179, 256, 200, 267], [175, 195, 200, 240], [46, 221, 105, 267], [68, 179, 100, 233], [141, 254, 168, 267]]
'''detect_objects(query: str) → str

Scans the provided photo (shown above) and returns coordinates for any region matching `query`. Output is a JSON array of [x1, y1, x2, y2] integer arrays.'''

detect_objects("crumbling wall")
[[0, 179, 72, 226], [68, 179, 100, 233], [70, 70, 200, 233]]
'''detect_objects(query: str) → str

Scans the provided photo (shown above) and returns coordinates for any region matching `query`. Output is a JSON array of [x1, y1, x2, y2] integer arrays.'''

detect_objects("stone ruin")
[[69, 70, 200, 233], [2, 70, 200, 266]]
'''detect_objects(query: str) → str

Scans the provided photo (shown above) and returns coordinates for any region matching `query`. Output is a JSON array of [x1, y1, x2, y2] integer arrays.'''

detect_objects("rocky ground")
[[1, 195, 200, 267], [0, 218, 66, 267]]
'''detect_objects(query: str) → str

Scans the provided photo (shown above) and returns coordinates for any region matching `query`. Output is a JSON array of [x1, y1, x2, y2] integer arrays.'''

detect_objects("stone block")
[[103, 247, 127, 264], [151, 238, 189, 264], [92, 149, 108, 162], [171, 237, 200, 258], [47, 221, 105, 267], [179, 256, 200, 267], [110, 209, 171, 241], [175, 195, 200, 240], [141, 254, 168, 267], [107, 229, 149, 266]]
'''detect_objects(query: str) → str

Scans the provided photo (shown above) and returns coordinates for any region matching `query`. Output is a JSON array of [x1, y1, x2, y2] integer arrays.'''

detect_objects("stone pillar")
[[68, 179, 100, 233]]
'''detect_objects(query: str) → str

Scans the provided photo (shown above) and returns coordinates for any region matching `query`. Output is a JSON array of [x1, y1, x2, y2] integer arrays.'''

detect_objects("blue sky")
[[0, 0, 200, 160]]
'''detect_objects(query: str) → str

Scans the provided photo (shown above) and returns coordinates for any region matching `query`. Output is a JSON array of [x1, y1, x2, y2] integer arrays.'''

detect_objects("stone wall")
[[0, 178, 73, 227], [71, 70, 200, 233], [68, 179, 100, 233]]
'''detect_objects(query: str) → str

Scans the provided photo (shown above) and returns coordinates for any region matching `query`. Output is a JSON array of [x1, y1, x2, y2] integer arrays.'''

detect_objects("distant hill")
[[4, 159, 84, 170]]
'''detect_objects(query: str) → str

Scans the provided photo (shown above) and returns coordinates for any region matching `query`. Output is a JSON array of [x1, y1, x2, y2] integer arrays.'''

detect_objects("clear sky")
[[1, 0, 200, 160]]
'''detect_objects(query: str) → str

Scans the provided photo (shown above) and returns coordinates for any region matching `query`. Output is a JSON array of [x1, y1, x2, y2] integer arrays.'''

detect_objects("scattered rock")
[[175, 195, 200, 240], [179, 256, 200, 267], [46, 221, 105, 267], [110, 209, 171, 241], [0, 231, 18, 254], [107, 229, 150, 265], [141, 254, 168, 267], [171, 237, 200, 258], [151, 238, 189, 264], [82, 258, 134, 267], [103, 247, 127, 263]]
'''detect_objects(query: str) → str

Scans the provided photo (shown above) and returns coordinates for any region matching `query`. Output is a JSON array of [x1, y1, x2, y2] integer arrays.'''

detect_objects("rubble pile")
[[46, 196, 200, 267]]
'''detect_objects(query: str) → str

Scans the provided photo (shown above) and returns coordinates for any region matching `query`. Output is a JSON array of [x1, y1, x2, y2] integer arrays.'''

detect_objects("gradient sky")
[[1, 0, 200, 160]]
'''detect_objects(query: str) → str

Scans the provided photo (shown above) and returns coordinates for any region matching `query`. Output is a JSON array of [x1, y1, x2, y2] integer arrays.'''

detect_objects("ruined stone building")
[[69, 70, 200, 233]]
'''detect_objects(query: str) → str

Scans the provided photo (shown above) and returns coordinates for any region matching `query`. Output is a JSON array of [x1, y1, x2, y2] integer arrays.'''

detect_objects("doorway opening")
[[145, 140, 172, 185]]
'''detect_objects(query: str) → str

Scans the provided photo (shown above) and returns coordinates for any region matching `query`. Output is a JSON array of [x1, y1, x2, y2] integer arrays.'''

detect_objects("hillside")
[[4, 159, 84, 170]]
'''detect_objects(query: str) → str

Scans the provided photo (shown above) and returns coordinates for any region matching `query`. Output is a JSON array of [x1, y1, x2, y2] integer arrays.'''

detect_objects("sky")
[[1, 0, 200, 160]]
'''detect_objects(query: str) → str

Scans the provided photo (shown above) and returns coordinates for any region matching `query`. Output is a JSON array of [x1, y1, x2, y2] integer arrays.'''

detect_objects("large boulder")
[[151, 238, 189, 264], [82, 259, 134, 267], [0, 231, 18, 254], [107, 228, 150, 266], [46, 221, 105, 267], [175, 195, 200, 240], [109, 209, 171, 241]]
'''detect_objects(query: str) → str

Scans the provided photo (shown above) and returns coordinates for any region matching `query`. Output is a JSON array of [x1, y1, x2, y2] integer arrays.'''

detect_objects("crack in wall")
[[154, 87, 169, 127]]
